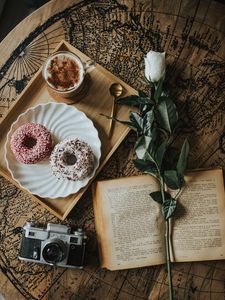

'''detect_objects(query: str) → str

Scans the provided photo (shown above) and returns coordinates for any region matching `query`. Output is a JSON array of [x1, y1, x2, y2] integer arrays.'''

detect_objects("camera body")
[[19, 222, 87, 268]]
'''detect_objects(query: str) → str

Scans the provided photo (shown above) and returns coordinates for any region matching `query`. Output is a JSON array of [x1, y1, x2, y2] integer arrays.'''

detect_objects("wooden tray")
[[0, 40, 137, 220]]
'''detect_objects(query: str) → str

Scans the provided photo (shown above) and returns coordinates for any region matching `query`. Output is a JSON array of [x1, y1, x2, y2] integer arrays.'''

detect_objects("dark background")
[[0, 0, 225, 42], [0, 0, 49, 42]]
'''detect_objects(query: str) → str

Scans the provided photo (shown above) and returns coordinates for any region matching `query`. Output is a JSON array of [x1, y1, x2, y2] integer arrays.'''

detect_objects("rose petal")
[[144, 51, 166, 82]]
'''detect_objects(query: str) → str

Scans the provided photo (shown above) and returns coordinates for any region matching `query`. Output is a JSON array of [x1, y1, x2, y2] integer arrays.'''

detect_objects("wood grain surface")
[[0, 1, 225, 299]]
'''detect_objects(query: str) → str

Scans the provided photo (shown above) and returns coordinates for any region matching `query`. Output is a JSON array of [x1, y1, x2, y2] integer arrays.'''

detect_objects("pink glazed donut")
[[10, 123, 53, 164]]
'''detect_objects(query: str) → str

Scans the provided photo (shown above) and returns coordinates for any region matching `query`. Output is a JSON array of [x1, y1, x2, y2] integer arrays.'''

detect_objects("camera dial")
[[42, 239, 66, 264]]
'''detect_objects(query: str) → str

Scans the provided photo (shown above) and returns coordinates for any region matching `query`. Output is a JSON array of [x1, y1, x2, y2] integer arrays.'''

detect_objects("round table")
[[0, 1, 225, 299]]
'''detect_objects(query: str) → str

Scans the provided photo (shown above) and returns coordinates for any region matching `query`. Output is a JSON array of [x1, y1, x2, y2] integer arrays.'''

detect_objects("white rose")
[[144, 51, 166, 82]]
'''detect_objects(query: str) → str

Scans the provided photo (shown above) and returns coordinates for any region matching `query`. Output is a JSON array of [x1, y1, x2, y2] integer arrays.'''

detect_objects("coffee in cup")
[[43, 51, 93, 98]]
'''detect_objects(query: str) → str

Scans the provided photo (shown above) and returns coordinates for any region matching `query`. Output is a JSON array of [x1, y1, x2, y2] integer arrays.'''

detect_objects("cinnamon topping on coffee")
[[47, 55, 80, 90]]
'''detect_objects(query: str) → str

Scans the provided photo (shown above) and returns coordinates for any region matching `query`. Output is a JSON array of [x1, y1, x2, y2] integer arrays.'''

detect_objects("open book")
[[92, 168, 225, 270]]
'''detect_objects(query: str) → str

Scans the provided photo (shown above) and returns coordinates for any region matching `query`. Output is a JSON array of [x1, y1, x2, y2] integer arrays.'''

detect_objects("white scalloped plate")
[[5, 102, 101, 198]]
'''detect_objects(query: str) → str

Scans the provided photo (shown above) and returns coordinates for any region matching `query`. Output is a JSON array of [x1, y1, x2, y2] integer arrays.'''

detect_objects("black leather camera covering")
[[67, 244, 85, 267], [19, 234, 41, 260]]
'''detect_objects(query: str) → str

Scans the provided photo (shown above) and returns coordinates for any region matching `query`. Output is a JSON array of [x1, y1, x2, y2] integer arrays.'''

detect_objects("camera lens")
[[42, 240, 66, 264]]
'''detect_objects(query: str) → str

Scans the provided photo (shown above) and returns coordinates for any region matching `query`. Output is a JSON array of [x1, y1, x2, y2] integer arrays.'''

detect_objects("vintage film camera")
[[18, 222, 87, 268]]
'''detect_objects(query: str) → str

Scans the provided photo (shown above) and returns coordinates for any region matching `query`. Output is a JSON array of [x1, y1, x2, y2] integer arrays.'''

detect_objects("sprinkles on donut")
[[50, 138, 94, 181], [10, 123, 53, 164]]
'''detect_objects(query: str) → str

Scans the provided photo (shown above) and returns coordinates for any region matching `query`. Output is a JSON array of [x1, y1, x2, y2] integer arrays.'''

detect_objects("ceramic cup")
[[42, 51, 95, 98]]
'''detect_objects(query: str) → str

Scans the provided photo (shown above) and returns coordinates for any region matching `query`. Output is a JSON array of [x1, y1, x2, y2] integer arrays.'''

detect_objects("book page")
[[172, 168, 225, 262], [93, 175, 166, 270]]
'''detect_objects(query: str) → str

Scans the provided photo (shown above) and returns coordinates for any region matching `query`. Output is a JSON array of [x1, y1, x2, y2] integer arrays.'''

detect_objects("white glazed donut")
[[50, 138, 94, 181]]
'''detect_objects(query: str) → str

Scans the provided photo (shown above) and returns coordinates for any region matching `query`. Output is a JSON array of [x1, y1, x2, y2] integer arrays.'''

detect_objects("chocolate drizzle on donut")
[[50, 138, 94, 181]]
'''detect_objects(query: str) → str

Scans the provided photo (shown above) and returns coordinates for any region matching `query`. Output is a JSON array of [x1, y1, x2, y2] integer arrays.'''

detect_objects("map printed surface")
[[0, 0, 225, 299]]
